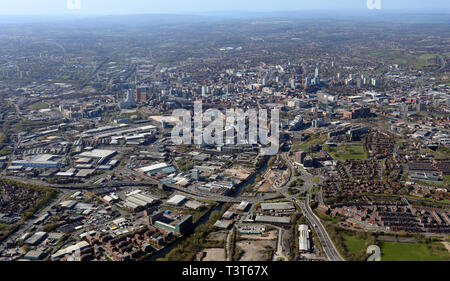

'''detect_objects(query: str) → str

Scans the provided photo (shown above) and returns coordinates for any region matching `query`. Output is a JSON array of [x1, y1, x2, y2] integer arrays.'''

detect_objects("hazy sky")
[[0, 0, 449, 15]]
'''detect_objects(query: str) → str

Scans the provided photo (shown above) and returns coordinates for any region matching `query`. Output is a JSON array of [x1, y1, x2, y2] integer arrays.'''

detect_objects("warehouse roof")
[[166, 195, 186, 205], [214, 220, 231, 229], [138, 162, 169, 173], [79, 149, 116, 159], [255, 215, 291, 224], [261, 202, 295, 211]]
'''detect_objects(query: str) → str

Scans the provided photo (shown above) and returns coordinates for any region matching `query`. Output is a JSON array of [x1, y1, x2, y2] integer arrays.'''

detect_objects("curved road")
[[280, 153, 344, 261], [3, 150, 345, 261]]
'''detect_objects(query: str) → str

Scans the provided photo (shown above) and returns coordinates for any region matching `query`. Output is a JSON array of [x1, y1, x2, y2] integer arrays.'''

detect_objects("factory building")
[[260, 202, 296, 214], [154, 215, 193, 235], [298, 224, 311, 253], [25, 232, 48, 246], [123, 191, 158, 211], [166, 195, 187, 206], [254, 215, 290, 225], [12, 154, 66, 169]]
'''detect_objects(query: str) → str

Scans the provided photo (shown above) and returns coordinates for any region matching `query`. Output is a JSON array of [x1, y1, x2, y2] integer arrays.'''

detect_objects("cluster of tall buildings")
[[119, 90, 137, 109]]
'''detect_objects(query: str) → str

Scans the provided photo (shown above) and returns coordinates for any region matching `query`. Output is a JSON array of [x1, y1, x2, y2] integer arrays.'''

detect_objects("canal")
[[147, 204, 222, 261]]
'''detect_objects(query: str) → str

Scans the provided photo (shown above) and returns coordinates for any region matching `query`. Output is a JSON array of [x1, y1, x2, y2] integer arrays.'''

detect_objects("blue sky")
[[0, 0, 449, 15]]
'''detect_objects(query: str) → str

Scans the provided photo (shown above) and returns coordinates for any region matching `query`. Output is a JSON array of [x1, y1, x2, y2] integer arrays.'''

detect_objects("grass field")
[[444, 175, 450, 185], [292, 134, 328, 152], [314, 210, 341, 224], [329, 227, 450, 261], [380, 242, 450, 261], [27, 101, 49, 110], [367, 49, 408, 65], [367, 50, 440, 68], [325, 144, 367, 161], [417, 53, 437, 65], [343, 237, 450, 261], [342, 234, 367, 253]]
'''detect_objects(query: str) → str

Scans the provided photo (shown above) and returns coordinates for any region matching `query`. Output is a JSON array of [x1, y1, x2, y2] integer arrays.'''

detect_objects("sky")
[[0, 0, 449, 15]]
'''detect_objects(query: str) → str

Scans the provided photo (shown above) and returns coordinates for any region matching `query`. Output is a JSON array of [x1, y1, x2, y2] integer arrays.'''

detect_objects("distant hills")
[[0, 10, 449, 26]]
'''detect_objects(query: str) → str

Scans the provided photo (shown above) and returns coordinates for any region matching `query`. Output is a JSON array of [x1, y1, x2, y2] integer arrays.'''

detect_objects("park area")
[[340, 232, 450, 261], [324, 144, 368, 161], [292, 134, 328, 152], [379, 241, 450, 261]]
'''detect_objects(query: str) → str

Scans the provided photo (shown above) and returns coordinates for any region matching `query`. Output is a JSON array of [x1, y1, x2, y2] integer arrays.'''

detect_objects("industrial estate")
[[0, 7, 449, 262]]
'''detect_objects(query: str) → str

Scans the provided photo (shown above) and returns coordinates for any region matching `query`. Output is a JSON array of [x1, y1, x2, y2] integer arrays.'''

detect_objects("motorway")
[[3, 165, 282, 205]]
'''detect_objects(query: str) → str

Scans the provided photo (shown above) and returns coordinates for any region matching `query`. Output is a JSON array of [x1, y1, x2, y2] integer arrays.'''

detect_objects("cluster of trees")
[[0, 132, 11, 156], [289, 178, 304, 190], [42, 222, 60, 232], [0, 179, 58, 222], [325, 222, 375, 261], [263, 246, 275, 261], [287, 188, 301, 195], [176, 159, 194, 172], [228, 227, 245, 261], [267, 156, 276, 167]]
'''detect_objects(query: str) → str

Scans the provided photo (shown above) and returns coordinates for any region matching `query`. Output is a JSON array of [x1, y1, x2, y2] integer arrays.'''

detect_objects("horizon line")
[[0, 8, 449, 17]]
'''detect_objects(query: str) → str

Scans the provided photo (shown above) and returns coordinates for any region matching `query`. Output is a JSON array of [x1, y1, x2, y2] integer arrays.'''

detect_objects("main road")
[[3, 150, 344, 261], [280, 153, 344, 261]]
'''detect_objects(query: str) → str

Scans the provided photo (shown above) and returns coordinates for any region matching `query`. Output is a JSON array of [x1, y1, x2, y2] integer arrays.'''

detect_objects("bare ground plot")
[[237, 239, 277, 261], [240, 230, 278, 241], [256, 180, 275, 193], [207, 230, 229, 241], [196, 248, 226, 261], [149, 115, 180, 124], [224, 167, 252, 180], [266, 170, 288, 188]]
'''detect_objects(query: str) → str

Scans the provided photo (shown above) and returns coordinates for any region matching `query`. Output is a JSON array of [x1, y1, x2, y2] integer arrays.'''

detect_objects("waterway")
[[231, 155, 270, 197], [147, 204, 221, 261], [146, 156, 270, 260]]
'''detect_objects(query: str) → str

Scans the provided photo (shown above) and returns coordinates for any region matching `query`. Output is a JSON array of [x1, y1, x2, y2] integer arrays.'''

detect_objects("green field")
[[292, 134, 328, 152], [27, 101, 49, 110], [328, 226, 450, 261], [380, 242, 450, 261], [444, 175, 450, 185], [325, 144, 367, 161], [342, 234, 367, 253], [367, 50, 408, 65], [417, 54, 437, 65], [366, 50, 440, 68], [314, 210, 341, 224]]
